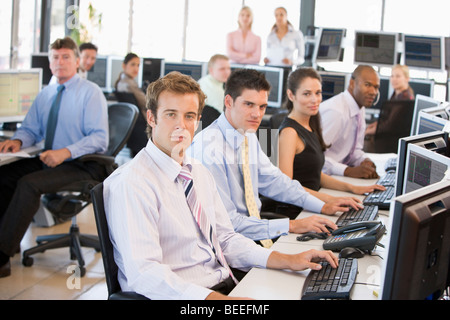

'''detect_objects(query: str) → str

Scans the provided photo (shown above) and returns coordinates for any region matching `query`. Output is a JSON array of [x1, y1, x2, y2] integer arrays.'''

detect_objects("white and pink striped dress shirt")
[[103, 139, 271, 300]]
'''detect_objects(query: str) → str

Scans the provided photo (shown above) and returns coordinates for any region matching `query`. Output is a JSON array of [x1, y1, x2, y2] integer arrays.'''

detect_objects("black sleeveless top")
[[279, 117, 324, 191]]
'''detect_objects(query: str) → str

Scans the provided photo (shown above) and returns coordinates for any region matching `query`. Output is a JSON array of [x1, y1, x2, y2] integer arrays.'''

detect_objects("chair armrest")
[[78, 154, 118, 176]]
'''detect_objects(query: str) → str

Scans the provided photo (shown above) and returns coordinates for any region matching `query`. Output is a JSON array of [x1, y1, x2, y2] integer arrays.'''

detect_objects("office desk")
[[229, 153, 394, 300]]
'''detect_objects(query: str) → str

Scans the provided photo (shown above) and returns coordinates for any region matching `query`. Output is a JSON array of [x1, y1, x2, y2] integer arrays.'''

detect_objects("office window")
[[131, 0, 185, 61], [184, 0, 243, 62], [49, 0, 66, 44], [78, 0, 129, 56], [314, 0, 383, 72], [17, 0, 41, 69], [0, 0, 13, 70], [383, 0, 450, 37]]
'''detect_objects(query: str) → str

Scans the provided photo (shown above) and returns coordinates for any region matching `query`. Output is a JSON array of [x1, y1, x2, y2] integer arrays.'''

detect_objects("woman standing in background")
[[264, 7, 305, 67], [226, 6, 261, 65]]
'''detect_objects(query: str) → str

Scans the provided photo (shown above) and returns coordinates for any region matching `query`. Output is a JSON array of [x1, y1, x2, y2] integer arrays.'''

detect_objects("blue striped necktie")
[[178, 165, 237, 284], [45, 84, 65, 150]]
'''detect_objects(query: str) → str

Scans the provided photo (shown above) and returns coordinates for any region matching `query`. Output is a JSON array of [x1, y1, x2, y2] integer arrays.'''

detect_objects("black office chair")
[[114, 91, 148, 157], [22, 103, 139, 277], [91, 183, 148, 300], [198, 105, 221, 131], [269, 109, 288, 130]]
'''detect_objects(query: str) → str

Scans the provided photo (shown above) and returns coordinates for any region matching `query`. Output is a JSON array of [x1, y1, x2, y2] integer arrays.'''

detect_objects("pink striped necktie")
[[178, 165, 237, 284]]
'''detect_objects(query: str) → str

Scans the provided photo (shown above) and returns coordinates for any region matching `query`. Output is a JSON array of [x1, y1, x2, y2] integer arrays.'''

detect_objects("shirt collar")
[[55, 73, 80, 91], [144, 139, 193, 182], [217, 113, 246, 150], [344, 90, 364, 117]]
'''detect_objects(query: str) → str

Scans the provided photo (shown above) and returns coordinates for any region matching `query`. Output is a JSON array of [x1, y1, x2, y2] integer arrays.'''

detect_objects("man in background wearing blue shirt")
[[0, 37, 108, 278], [189, 69, 362, 244]]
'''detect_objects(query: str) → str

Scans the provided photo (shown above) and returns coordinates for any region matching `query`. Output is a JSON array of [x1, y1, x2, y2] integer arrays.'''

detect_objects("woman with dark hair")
[[278, 68, 384, 202]]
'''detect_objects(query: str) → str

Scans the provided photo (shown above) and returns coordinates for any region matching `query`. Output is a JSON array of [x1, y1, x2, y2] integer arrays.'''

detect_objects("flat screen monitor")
[[402, 143, 450, 195], [31, 53, 52, 86], [0, 69, 42, 124], [395, 131, 449, 197], [354, 31, 399, 67], [318, 72, 348, 101], [381, 179, 450, 300], [87, 56, 109, 92], [141, 57, 164, 89], [409, 78, 434, 98], [404, 35, 445, 71], [416, 111, 450, 135], [411, 94, 441, 135], [371, 100, 415, 153], [164, 61, 206, 81], [314, 28, 346, 62], [232, 64, 285, 109]]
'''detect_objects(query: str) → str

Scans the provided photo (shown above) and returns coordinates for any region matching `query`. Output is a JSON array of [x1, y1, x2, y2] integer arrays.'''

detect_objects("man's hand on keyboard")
[[267, 249, 339, 272], [0, 139, 21, 153], [289, 215, 337, 234]]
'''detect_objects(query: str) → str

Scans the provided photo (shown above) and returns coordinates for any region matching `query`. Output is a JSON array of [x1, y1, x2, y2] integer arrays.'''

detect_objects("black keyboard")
[[363, 186, 394, 209], [336, 205, 379, 227], [376, 171, 396, 187], [301, 258, 358, 300]]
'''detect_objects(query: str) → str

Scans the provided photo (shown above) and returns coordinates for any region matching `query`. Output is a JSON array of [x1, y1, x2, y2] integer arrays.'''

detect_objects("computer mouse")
[[339, 247, 365, 259], [296, 232, 328, 242]]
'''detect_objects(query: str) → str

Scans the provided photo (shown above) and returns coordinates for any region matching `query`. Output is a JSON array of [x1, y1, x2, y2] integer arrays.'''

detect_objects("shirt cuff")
[[303, 194, 326, 214], [267, 218, 289, 239], [331, 162, 347, 176]]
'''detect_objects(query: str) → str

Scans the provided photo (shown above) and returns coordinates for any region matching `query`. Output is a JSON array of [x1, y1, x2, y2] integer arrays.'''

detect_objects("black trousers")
[[0, 156, 106, 257]]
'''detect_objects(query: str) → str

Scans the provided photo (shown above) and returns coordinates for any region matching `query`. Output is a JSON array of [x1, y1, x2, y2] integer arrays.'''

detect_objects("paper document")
[[0, 151, 32, 159]]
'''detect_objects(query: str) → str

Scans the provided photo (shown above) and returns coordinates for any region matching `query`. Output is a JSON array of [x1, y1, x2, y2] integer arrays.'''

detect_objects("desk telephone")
[[322, 221, 386, 252]]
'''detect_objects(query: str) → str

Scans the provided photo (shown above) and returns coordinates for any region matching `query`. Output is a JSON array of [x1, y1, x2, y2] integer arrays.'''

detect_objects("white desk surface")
[[0, 130, 43, 166], [229, 153, 394, 300]]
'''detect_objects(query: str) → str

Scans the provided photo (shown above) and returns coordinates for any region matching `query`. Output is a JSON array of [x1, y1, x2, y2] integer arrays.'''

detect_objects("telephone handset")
[[323, 221, 386, 252]]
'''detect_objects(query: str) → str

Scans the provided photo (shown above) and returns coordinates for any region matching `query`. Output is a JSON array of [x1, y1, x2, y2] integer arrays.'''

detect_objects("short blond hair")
[[392, 64, 410, 79]]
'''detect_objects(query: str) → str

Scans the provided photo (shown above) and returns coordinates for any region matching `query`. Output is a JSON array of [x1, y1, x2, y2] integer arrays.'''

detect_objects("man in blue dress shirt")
[[0, 37, 108, 278], [189, 69, 362, 243]]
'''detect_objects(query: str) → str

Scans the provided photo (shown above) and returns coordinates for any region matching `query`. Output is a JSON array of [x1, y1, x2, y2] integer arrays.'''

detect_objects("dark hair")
[[123, 52, 139, 65], [284, 67, 329, 151], [79, 42, 98, 52], [224, 69, 271, 102], [145, 71, 206, 138], [49, 37, 79, 58]]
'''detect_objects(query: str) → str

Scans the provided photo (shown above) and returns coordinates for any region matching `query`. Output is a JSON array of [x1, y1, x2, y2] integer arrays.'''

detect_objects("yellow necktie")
[[241, 136, 273, 248]]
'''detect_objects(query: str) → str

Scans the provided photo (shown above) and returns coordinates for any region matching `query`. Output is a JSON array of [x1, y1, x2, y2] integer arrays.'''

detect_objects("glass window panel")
[[132, 0, 185, 61], [0, 1, 13, 70], [185, 0, 243, 62], [17, 0, 40, 69]]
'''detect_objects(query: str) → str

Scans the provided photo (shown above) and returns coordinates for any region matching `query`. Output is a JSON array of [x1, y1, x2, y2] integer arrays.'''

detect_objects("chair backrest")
[[269, 109, 288, 129], [199, 105, 221, 130], [106, 103, 139, 157], [91, 183, 121, 297]]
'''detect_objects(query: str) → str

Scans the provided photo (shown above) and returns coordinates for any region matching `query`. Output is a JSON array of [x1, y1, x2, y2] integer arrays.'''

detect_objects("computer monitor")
[[231, 64, 286, 109], [86, 56, 109, 92], [395, 131, 449, 197], [141, 57, 164, 89], [31, 53, 52, 86], [411, 94, 441, 135], [402, 143, 450, 195], [409, 78, 434, 98], [0, 69, 42, 124], [381, 179, 450, 300], [163, 61, 206, 81], [318, 71, 349, 101], [416, 111, 450, 135], [370, 100, 415, 153], [354, 31, 399, 67], [404, 35, 445, 71], [313, 28, 346, 63]]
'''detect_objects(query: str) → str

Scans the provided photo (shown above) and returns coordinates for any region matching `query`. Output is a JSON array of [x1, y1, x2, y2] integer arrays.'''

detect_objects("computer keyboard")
[[376, 171, 396, 187], [301, 258, 358, 300], [363, 186, 394, 209], [336, 205, 379, 227], [384, 157, 397, 172]]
